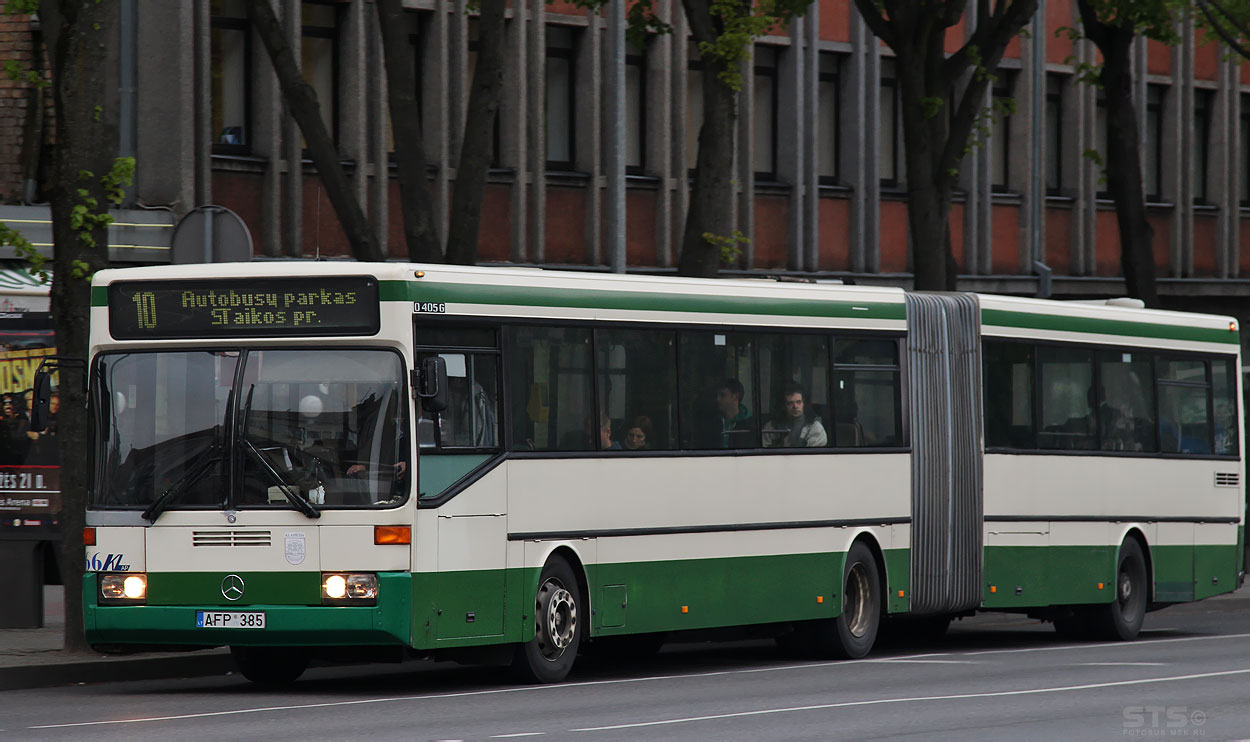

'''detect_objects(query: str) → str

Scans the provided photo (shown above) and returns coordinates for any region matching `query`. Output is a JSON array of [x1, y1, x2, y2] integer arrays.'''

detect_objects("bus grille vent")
[[1214, 473, 1240, 488], [192, 530, 272, 547]]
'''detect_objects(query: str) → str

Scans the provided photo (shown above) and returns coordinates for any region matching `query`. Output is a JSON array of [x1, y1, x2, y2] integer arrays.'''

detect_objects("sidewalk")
[[0, 586, 234, 691]]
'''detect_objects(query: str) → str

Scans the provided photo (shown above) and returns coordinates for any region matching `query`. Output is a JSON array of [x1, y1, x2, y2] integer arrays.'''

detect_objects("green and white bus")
[[66, 262, 1245, 684]]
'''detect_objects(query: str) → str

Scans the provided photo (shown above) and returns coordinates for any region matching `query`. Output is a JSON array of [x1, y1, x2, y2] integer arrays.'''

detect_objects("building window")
[[1194, 88, 1212, 203], [752, 45, 777, 179], [1095, 91, 1108, 197], [545, 26, 577, 170], [991, 71, 1015, 191], [1241, 94, 1250, 204], [879, 57, 898, 186], [210, 0, 250, 153], [1144, 84, 1164, 201], [467, 18, 501, 167], [686, 45, 703, 173], [625, 40, 646, 173], [301, 1, 339, 144], [1045, 74, 1063, 193], [817, 52, 840, 183]]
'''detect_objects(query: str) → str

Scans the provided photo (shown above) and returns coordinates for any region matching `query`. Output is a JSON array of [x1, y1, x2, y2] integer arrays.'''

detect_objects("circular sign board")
[[170, 205, 253, 264]]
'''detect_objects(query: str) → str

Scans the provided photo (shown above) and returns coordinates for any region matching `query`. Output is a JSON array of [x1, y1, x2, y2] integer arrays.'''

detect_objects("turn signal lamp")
[[374, 525, 411, 545], [82, 527, 96, 546], [321, 573, 379, 605], [99, 572, 146, 604]]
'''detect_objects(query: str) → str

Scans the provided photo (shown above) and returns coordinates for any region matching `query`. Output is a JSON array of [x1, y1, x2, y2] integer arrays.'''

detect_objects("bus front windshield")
[[92, 349, 409, 516]]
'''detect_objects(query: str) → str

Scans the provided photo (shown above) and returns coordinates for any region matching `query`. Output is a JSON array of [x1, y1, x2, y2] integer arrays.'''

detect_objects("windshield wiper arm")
[[240, 439, 321, 519], [141, 444, 222, 522]]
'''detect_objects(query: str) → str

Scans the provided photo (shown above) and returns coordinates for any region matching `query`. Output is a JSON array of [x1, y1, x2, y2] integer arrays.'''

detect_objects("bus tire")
[[230, 646, 308, 686], [512, 557, 582, 683], [1096, 538, 1148, 641], [831, 541, 881, 659]]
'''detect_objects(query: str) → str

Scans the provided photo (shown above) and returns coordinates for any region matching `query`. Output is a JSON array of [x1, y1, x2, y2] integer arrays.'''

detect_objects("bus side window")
[[832, 338, 901, 447], [505, 327, 593, 452], [983, 341, 1035, 450]]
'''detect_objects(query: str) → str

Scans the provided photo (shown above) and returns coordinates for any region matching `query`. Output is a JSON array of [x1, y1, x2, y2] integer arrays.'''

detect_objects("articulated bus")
[[69, 262, 1245, 684]]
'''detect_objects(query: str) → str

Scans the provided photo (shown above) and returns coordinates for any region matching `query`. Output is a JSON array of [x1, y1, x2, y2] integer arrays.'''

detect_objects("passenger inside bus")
[[763, 383, 827, 448], [700, 378, 753, 449]]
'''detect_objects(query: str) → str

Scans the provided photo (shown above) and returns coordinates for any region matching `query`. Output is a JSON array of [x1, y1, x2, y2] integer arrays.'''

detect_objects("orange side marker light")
[[1097, 582, 1105, 590], [990, 585, 997, 593], [374, 525, 412, 545], [817, 595, 824, 604], [681, 605, 689, 614], [897, 590, 905, 598]]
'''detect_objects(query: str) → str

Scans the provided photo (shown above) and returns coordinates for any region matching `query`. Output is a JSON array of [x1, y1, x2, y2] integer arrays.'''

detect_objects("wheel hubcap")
[[536, 579, 577, 660], [844, 563, 871, 638]]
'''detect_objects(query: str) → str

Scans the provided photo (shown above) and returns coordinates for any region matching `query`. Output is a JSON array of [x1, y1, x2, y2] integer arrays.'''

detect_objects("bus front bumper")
[[83, 572, 412, 648]]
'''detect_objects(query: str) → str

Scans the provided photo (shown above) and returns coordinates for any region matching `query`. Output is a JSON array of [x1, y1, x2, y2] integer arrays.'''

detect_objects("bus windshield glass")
[[92, 349, 409, 512]]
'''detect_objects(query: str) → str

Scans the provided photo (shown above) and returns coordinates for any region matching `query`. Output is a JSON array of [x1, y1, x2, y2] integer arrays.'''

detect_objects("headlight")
[[100, 572, 147, 604], [321, 573, 378, 605]]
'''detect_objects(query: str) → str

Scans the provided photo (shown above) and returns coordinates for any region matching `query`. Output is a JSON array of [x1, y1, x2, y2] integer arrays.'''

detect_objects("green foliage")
[[703, 229, 750, 265], [65, 158, 134, 271], [921, 96, 945, 119], [3, 0, 41, 15], [0, 223, 49, 283], [1065, 1, 1182, 44]]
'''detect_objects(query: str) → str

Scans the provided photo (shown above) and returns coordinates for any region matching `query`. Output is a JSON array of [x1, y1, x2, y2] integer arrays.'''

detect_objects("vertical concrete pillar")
[[846, 7, 879, 273]]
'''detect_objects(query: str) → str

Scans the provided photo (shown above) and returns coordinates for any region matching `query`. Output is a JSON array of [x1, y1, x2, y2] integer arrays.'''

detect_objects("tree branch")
[[1198, 0, 1250, 60], [852, 0, 898, 50]]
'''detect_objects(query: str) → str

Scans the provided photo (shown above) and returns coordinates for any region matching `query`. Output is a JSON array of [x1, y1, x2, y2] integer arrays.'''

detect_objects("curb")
[[0, 651, 236, 692]]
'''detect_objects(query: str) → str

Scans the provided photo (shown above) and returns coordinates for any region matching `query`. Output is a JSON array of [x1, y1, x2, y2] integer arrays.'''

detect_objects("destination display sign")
[[109, 277, 381, 340]]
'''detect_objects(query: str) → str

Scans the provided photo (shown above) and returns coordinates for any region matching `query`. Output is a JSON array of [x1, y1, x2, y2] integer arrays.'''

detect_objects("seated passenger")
[[599, 413, 622, 450], [704, 378, 753, 449], [622, 415, 653, 451], [765, 383, 828, 448]]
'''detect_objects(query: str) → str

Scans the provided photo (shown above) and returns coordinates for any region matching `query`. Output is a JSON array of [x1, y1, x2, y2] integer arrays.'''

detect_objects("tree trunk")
[[375, 0, 443, 263], [445, 0, 506, 266], [852, 0, 1038, 293], [248, 0, 383, 262], [896, 41, 955, 292], [1077, 3, 1160, 307], [42, 0, 120, 655], [677, 0, 739, 278]]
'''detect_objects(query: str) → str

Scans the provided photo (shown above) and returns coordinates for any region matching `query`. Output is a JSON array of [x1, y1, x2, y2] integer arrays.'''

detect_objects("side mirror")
[[417, 356, 449, 413], [29, 369, 53, 432]]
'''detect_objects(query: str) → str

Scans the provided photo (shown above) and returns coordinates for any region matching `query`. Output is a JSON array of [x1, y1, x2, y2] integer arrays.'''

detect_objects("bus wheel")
[[832, 541, 881, 659], [1096, 539, 1148, 641], [513, 557, 582, 683], [230, 646, 308, 686]]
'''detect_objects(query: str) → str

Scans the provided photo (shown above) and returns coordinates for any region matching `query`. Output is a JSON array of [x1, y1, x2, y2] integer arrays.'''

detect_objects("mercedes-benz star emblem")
[[221, 574, 245, 601]]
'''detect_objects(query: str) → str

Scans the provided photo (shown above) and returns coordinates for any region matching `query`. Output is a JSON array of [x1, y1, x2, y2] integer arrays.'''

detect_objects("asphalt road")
[[4, 593, 1250, 741]]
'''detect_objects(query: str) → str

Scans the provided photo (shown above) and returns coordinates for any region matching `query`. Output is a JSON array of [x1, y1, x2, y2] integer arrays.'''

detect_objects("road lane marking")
[[489, 734, 545, 738], [22, 652, 949, 731], [867, 659, 978, 664], [1078, 662, 1167, 667], [24, 635, 1248, 731], [568, 667, 1250, 732], [963, 631, 1250, 656]]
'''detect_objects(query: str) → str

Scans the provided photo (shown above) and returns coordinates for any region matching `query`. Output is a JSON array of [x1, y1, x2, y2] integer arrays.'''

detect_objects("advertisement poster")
[[0, 310, 59, 534]]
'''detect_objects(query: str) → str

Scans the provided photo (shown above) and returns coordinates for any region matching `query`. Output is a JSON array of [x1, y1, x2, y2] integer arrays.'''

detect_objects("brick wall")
[[0, 14, 38, 202]]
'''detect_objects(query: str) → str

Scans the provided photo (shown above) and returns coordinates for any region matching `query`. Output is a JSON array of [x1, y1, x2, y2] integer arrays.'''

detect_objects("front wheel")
[[512, 557, 582, 683], [230, 646, 308, 686], [1096, 538, 1148, 640]]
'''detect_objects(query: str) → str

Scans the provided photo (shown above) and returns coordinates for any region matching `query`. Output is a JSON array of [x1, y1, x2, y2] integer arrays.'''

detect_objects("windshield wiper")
[[141, 442, 223, 522], [240, 439, 321, 518]]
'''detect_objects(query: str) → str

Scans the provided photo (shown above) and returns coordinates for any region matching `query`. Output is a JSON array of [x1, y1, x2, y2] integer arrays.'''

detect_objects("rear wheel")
[[512, 557, 582, 683], [1095, 539, 1148, 640], [230, 646, 308, 686], [832, 542, 882, 658]]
